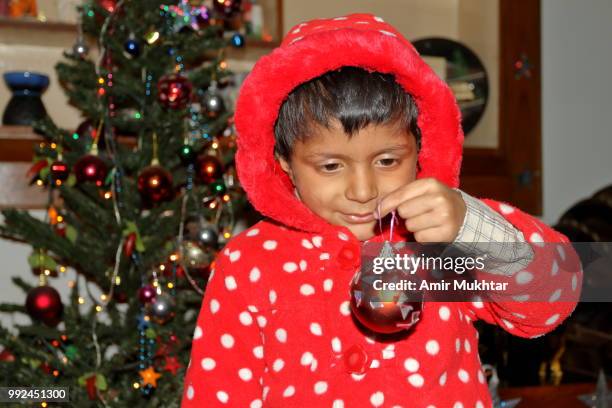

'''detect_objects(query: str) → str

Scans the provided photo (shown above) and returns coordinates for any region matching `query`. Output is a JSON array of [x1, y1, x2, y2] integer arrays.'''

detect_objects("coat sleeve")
[[182, 246, 265, 407], [458, 198, 583, 339]]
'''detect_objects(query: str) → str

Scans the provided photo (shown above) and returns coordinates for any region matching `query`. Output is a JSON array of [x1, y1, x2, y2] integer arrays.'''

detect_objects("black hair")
[[273, 66, 422, 162]]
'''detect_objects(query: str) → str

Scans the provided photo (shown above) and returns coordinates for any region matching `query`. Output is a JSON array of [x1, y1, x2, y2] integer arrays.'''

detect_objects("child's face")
[[278, 119, 418, 241]]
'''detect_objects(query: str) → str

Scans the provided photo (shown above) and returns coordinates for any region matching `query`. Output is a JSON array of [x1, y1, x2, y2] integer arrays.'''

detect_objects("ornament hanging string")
[[376, 200, 398, 241], [178, 194, 205, 296], [95, 0, 125, 79], [90, 120, 103, 155], [151, 132, 160, 166]]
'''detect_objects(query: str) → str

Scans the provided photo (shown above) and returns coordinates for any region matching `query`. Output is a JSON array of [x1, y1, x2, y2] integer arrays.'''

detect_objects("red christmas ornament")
[[74, 155, 108, 186], [54, 222, 67, 238], [25, 286, 63, 327], [50, 161, 69, 181], [123, 232, 137, 258], [349, 290, 422, 334], [85, 375, 98, 400], [137, 165, 174, 205], [98, 0, 117, 12], [349, 243, 423, 335], [196, 155, 223, 183], [157, 74, 192, 110], [138, 285, 156, 304], [27, 159, 49, 179], [0, 348, 15, 362]]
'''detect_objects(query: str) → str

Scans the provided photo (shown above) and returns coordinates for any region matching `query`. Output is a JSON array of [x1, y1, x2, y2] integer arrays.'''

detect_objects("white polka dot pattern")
[[182, 192, 582, 405]]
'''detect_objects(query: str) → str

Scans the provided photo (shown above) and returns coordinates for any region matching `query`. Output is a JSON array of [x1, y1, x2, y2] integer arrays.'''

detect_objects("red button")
[[338, 245, 358, 268], [343, 344, 369, 374]]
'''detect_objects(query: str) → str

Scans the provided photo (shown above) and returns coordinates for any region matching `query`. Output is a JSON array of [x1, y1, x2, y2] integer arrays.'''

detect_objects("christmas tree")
[[0, 0, 255, 405]]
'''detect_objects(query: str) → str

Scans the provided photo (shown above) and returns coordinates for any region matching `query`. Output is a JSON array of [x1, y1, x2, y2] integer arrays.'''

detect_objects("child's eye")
[[320, 163, 342, 172], [377, 158, 399, 167]]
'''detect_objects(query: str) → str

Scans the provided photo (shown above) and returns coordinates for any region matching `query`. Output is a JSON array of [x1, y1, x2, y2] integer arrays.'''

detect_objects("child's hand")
[[374, 178, 467, 243]]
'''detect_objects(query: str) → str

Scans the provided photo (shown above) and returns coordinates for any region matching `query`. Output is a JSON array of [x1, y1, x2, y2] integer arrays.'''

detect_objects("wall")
[[541, 0, 612, 224], [284, 0, 499, 148]]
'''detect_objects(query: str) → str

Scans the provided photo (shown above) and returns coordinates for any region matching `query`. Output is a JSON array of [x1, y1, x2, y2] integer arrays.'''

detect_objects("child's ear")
[[277, 155, 295, 183]]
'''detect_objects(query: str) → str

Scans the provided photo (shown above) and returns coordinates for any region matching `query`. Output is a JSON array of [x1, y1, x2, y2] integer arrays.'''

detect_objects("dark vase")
[[2, 71, 50, 126]]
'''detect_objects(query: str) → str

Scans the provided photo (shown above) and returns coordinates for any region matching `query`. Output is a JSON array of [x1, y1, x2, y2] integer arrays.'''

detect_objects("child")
[[182, 13, 581, 407]]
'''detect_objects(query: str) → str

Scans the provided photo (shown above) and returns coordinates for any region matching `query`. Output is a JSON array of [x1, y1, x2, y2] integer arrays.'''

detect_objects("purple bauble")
[[138, 285, 156, 304]]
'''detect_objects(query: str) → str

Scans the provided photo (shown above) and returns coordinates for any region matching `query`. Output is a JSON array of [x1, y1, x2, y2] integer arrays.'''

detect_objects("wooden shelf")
[[0, 17, 279, 49], [0, 125, 137, 163], [0, 17, 76, 33], [0, 125, 39, 139], [0, 126, 43, 162]]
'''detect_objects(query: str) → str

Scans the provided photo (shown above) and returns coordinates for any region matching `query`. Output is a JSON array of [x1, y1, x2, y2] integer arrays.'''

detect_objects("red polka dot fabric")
[[280, 13, 412, 51], [182, 199, 581, 407]]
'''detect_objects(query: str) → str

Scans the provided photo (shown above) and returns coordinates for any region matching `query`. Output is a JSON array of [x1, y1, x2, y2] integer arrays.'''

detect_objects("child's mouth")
[[341, 212, 375, 224]]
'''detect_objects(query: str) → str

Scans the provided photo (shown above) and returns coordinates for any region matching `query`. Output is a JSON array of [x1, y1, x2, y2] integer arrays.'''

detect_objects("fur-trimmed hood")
[[234, 13, 463, 236]]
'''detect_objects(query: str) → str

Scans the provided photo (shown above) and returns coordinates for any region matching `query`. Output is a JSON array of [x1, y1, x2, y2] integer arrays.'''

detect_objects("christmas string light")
[[131, 251, 156, 396]]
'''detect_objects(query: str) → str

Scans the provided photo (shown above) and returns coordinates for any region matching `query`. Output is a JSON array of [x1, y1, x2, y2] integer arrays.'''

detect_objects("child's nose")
[[345, 169, 378, 204]]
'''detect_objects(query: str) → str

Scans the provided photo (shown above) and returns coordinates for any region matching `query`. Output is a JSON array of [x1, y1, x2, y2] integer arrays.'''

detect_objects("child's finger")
[[399, 208, 442, 232], [374, 179, 432, 219], [395, 194, 439, 221]]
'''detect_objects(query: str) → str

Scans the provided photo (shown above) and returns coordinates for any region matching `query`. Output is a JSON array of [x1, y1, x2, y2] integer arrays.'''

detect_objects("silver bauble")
[[184, 216, 219, 247], [201, 89, 225, 118], [149, 294, 175, 324], [180, 240, 214, 274], [72, 41, 89, 58]]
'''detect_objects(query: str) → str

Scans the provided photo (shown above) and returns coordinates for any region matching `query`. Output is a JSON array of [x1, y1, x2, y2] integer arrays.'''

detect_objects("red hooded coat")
[[182, 13, 581, 408]]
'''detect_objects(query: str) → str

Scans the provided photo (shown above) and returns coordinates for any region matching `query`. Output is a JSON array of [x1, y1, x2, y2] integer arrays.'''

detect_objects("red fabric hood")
[[234, 13, 464, 236]]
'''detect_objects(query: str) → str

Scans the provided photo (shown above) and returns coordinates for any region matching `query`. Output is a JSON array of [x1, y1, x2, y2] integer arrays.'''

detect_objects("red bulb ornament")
[[0, 348, 15, 362], [349, 242, 423, 334], [138, 285, 156, 304], [157, 74, 192, 110], [137, 165, 174, 206], [25, 286, 63, 327], [196, 155, 223, 183], [74, 155, 108, 186], [98, 0, 117, 12]]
